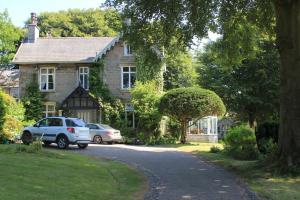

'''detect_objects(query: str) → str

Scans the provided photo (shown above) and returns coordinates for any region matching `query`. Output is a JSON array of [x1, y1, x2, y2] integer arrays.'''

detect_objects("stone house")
[[12, 13, 136, 123], [0, 69, 19, 99]]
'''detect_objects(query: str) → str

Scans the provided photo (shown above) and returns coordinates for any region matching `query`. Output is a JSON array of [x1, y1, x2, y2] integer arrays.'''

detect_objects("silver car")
[[86, 123, 123, 144]]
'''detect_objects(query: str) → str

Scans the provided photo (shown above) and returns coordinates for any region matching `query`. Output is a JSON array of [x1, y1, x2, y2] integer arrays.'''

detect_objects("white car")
[[21, 117, 91, 149], [86, 123, 123, 144]]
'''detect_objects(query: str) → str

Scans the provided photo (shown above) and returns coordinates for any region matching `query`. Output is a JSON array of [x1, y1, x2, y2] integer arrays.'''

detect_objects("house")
[[0, 69, 19, 99], [12, 13, 136, 123]]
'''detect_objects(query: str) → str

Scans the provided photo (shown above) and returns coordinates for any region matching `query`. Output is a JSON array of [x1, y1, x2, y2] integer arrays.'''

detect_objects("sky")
[[1, 0, 105, 27]]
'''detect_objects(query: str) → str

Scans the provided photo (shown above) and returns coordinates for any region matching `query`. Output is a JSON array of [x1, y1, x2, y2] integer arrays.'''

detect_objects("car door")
[[87, 124, 99, 139], [46, 118, 63, 141], [30, 118, 48, 138]]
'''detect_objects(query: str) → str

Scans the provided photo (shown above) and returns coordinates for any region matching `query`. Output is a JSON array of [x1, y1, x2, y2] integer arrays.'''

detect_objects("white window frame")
[[43, 102, 56, 117], [79, 67, 89, 90], [121, 66, 136, 89], [39, 67, 55, 91], [124, 43, 133, 56]]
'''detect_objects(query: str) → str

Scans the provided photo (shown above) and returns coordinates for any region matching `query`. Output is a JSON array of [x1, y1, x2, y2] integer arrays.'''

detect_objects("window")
[[48, 118, 63, 126], [79, 67, 89, 90], [43, 102, 56, 117], [124, 43, 133, 56], [121, 66, 136, 89], [37, 119, 48, 127], [66, 119, 86, 127], [40, 67, 55, 91]]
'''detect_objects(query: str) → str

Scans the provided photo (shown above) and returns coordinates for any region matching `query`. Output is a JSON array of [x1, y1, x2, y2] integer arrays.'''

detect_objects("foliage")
[[89, 60, 124, 128], [164, 47, 197, 90], [0, 10, 24, 66], [0, 89, 25, 141], [224, 125, 259, 160], [255, 121, 279, 153], [159, 87, 225, 143], [131, 81, 162, 137], [34, 8, 121, 37], [210, 146, 222, 153], [166, 117, 181, 139], [198, 39, 280, 127], [21, 76, 45, 121]]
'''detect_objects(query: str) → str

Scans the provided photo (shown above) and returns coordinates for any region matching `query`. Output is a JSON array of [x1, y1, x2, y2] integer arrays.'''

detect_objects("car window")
[[38, 119, 48, 127], [99, 124, 113, 129], [87, 124, 99, 129], [48, 118, 63, 127], [66, 119, 85, 127]]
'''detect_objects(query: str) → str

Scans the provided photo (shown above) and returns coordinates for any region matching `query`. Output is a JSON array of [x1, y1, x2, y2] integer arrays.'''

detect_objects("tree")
[[131, 81, 162, 137], [21, 77, 45, 122], [159, 87, 225, 143], [105, 0, 300, 168], [164, 48, 197, 90], [0, 10, 24, 66], [198, 40, 280, 128], [35, 8, 121, 37]]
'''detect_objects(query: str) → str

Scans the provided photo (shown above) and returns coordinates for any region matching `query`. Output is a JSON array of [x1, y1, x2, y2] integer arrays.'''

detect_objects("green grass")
[[0, 144, 146, 200], [162, 142, 300, 200]]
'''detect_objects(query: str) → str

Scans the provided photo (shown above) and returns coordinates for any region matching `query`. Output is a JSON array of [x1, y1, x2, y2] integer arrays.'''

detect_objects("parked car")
[[21, 117, 91, 149], [86, 123, 123, 144]]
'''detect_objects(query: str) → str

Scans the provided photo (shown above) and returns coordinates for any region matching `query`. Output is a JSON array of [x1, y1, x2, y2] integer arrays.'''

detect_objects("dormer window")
[[124, 43, 133, 56], [79, 67, 89, 90]]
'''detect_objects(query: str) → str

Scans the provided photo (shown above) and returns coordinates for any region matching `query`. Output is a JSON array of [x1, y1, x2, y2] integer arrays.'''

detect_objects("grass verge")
[[163, 142, 300, 200], [0, 144, 146, 200]]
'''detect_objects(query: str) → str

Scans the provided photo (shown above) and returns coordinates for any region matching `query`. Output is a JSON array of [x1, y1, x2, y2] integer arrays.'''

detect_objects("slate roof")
[[0, 69, 19, 87], [12, 37, 120, 64]]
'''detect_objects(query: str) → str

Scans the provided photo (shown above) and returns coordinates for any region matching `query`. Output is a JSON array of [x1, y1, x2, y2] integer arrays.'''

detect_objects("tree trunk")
[[180, 120, 187, 144], [275, 0, 300, 168], [248, 112, 256, 129]]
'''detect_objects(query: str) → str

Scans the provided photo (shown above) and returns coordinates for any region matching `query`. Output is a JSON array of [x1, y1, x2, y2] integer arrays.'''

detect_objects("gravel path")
[[80, 144, 259, 200]]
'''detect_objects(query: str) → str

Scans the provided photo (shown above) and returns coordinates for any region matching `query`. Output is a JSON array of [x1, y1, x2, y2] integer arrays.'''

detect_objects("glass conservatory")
[[187, 116, 218, 143]]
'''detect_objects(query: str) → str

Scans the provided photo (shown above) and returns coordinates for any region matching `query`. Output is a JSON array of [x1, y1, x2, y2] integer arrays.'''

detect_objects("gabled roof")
[[12, 36, 120, 64]]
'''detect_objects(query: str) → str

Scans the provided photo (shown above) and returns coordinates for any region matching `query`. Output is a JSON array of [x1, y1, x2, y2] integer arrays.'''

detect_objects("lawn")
[[164, 142, 300, 200], [0, 144, 146, 200]]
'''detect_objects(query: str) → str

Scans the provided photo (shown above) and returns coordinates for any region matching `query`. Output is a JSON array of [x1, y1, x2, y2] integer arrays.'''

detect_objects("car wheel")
[[77, 144, 88, 149], [21, 131, 33, 145], [43, 141, 52, 146], [93, 135, 103, 144], [56, 135, 69, 149]]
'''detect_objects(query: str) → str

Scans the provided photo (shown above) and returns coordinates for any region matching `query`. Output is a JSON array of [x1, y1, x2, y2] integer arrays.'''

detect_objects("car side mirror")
[[34, 124, 40, 128]]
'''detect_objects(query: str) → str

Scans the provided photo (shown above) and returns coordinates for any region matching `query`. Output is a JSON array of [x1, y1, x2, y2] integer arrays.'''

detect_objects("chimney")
[[27, 12, 39, 42]]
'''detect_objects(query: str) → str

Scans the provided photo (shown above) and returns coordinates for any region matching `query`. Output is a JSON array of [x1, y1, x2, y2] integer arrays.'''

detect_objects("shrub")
[[21, 76, 44, 121], [0, 89, 25, 142], [210, 146, 222, 153], [224, 125, 259, 160], [255, 121, 279, 153], [131, 81, 162, 137], [159, 87, 226, 143]]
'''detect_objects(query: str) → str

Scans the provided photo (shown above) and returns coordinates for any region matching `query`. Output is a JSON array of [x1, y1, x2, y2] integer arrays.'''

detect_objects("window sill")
[[40, 90, 56, 93]]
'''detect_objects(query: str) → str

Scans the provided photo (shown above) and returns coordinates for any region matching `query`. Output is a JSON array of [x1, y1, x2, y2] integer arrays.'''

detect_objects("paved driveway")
[[80, 144, 258, 200]]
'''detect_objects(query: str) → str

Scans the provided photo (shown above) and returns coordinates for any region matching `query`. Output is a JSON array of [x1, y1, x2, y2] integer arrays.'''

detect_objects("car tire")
[[93, 135, 103, 144], [21, 131, 33, 145], [43, 141, 52, 146], [56, 135, 69, 149], [77, 144, 88, 149]]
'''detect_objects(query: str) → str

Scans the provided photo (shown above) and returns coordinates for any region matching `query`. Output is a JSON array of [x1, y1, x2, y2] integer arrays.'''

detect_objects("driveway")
[[80, 144, 258, 200]]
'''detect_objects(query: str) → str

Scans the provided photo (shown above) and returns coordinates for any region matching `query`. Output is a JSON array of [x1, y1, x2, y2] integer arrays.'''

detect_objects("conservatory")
[[186, 116, 218, 143]]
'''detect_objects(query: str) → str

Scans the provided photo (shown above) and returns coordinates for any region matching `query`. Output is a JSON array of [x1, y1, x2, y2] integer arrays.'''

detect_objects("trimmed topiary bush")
[[159, 87, 226, 143], [224, 125, 259, 160]]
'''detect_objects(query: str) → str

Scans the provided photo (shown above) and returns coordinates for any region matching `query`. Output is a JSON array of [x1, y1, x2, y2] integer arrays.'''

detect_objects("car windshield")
[[99, 124, 113, 129], [66, 119, 86, 127]]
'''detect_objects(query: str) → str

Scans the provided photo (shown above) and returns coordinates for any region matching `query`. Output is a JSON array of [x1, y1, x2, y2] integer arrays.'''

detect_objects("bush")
[[0, 89, 25, 142], [255, 121, 279, 153], [224, 125, 259, 160], [159, 87, 226, 143], [210, 146, 222, 153], [131, 81, 162, 136], [258, 138, 279, 162]]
